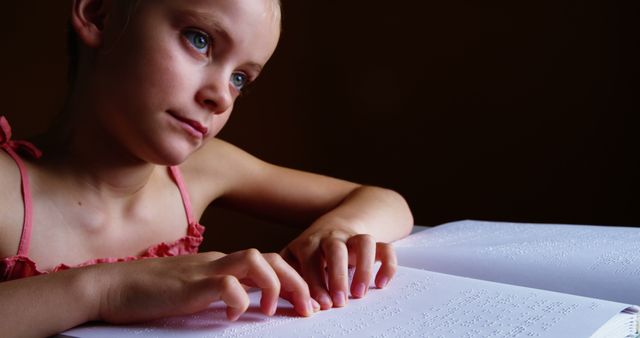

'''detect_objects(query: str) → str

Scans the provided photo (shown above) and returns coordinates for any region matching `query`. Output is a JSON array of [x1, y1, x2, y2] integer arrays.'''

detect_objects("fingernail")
[[318, 293, 332, 309], [311, 299, 321, 312], [332, 291, 346, 307], [268, 300, 277, 316], [353, 282, 367, 298], [378, 277, 389, 289], [227, 307, 242, 321], [307, 299, 315, 315]]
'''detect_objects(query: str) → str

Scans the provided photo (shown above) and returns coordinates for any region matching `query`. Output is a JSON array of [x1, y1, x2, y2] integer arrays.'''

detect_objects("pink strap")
[[168, 166, 196, 225], [0, 116, 42, 256]]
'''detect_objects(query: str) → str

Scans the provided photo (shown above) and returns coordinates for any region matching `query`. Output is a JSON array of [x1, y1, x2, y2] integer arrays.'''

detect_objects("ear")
[[70, 0, 113, 48]]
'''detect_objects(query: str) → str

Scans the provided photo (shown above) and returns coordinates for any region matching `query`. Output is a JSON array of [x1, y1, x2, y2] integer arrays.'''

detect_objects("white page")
[[395, 220, 640, 305], [63, 266, 632, 338]]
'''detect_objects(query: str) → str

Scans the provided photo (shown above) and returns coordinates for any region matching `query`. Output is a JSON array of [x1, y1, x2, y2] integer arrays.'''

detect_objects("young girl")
[[0, 0, 413, 336]]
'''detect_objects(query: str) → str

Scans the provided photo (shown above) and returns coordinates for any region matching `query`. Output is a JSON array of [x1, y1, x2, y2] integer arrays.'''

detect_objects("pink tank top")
[[0, 116, 205, 282]]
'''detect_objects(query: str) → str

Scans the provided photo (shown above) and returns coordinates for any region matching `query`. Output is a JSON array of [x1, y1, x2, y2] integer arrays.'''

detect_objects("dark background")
[[1, 1, 638, 252]]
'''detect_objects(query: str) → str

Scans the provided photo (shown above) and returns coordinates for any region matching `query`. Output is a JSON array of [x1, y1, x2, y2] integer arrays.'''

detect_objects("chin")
[[143, 141, 198, 166]]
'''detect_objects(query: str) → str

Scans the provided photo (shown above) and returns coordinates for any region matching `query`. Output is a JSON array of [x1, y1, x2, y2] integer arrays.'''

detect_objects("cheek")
[[140, 59, 188, 101], [132, 46, 184, 90], [116, 48, 196, 112]]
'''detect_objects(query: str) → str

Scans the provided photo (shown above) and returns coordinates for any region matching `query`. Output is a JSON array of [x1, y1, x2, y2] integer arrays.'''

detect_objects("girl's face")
[[86, 0, 281, 165]]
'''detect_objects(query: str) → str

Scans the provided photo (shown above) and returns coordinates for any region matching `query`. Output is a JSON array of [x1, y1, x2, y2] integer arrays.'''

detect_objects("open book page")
[[395, 220, 640, 305], [63, 266, 635, 338]]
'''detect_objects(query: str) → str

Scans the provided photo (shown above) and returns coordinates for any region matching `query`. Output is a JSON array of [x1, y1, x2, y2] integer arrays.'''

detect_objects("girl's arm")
[[184, 139, 414, 310], [0, 266, 97, 337], [0, 251, 318, 337]]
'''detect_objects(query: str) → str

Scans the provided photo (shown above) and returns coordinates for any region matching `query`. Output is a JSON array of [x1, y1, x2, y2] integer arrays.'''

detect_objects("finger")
[[346, 234, 376, 298], [300, 250, 334, 310], [210, 275, 249, 321], [279, 288, 321, 314], [374, 242, 397, 289], [262, 253, 319, 316], [322, 237, 349, 307], [279, 247, 302, 273], [210, 249, 280, 317]]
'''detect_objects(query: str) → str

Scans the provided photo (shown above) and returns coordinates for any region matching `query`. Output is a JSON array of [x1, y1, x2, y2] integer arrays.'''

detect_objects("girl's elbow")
[[369, 186, 414, 238]]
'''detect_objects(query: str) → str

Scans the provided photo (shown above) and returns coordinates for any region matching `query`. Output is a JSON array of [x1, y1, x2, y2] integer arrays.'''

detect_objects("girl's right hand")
[[91, 249, 319, 323]]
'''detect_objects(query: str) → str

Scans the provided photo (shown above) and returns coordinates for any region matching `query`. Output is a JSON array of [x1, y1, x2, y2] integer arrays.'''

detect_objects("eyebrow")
[[245, 63, 263, 76]]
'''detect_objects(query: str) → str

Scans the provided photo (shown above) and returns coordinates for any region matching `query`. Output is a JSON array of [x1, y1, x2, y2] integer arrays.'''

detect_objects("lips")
[[168, 111, 209, 137]]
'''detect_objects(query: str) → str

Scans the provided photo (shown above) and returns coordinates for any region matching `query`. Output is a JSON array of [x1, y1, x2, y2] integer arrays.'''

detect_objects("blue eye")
[[184, 30, 210, 54], [230, 72, 249, 90]]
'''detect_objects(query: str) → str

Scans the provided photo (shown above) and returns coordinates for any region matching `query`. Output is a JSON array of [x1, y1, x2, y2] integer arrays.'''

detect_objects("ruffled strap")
[[0, 115, 42, 257], [168, 166, 197, 225]]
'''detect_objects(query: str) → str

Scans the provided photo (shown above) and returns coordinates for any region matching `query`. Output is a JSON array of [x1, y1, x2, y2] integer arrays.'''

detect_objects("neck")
[[42, 101, 158, 201], [62, 145, 156, 201]]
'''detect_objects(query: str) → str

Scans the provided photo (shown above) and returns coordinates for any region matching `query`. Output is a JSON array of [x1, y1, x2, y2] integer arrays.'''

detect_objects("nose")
[[195, 71, 233, 115]]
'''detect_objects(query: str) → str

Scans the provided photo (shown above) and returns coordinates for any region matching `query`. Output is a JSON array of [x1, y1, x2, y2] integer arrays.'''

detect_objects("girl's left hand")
[[280, 226, 397, 310]]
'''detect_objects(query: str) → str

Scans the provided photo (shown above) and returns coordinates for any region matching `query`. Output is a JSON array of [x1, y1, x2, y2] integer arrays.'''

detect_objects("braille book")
[[62, 220, 639, 338]]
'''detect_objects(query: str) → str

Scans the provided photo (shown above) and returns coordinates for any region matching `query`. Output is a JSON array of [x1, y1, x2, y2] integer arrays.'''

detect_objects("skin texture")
[[0, 0, 413, 336]]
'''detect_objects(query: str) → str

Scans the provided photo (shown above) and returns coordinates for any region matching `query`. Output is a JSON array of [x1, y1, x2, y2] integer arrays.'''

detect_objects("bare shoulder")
[[178, 138, 270, 207], [178, 138, 361, 226], [183, 137, 267, 176], [0, 150, 27, 257], [0, 150, 23, 208]]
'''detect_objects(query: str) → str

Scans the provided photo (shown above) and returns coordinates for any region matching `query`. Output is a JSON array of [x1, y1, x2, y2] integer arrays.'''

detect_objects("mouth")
[[168, 111, 209, 138]]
